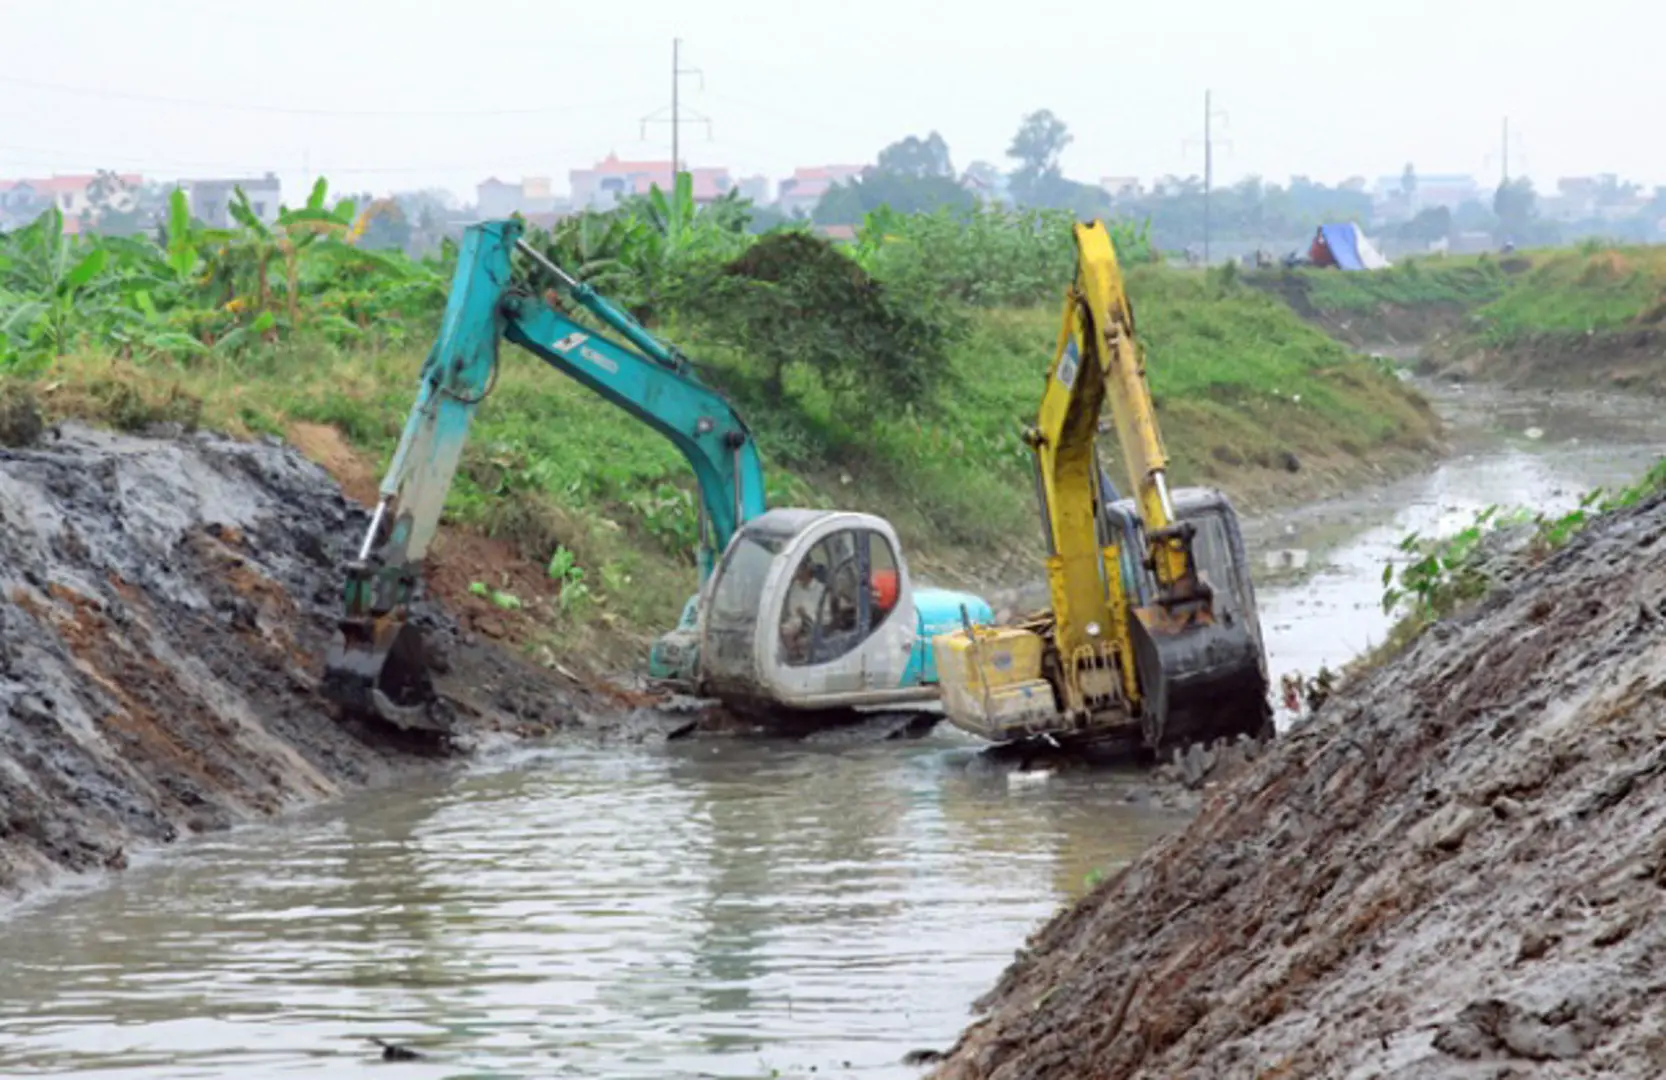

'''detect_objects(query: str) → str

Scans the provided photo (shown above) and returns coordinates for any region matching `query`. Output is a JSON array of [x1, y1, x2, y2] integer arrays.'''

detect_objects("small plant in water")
[[1380, 506, 1505, 619]]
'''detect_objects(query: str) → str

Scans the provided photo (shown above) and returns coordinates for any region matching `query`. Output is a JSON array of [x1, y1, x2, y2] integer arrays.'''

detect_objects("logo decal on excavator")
[[552, 331, 620, 373], [579, 346, 619, 373], [1057, 339, 1080, 390]]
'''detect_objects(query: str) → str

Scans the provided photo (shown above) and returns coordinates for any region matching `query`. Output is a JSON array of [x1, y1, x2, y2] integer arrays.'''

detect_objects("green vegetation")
[[0, 176, 1435, 658], [1289, 257, 1511, 313], [1272, 245, 1666, 352], [1368, 457, 1666, 667], [1470, 245, 1666, 344]]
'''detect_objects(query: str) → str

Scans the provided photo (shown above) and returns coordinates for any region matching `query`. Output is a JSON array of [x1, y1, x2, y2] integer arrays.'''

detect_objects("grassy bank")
[[1260, 245, 1666, 391], [2, 193, 1438, 676]]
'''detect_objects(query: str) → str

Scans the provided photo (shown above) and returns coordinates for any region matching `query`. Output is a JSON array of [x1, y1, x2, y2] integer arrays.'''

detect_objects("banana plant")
[[0, 208, 113, 368], [226, 177, 358, 329]]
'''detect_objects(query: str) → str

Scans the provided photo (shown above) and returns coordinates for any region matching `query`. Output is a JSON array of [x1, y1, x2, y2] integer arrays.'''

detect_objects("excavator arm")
[[322, 218, 766, 729], [1027, 221, 1268, 748]]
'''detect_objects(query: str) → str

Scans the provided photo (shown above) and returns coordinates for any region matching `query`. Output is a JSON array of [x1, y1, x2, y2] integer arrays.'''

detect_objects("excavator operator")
[[781, 561, 827, 663]]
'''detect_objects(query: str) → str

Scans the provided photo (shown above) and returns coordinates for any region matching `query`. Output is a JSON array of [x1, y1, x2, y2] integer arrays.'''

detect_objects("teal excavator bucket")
[[647, 594, 702, 684]]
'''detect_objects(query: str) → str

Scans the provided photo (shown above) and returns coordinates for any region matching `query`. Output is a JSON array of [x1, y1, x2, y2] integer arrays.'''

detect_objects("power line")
[[0, 75, 643, 119], [0, 141, 636, 182]]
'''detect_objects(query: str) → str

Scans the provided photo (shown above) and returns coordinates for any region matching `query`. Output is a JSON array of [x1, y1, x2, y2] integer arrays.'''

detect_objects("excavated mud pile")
[[0, 423, 610, 899], [933, 491, 1666, 1079]]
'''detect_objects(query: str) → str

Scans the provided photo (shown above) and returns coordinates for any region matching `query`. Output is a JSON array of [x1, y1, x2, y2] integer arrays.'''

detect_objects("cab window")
[[778, 529, 899, 667]]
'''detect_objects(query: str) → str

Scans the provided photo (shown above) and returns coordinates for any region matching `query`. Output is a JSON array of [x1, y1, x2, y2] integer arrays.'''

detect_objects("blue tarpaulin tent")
[[1309, 223, 1390, 271]]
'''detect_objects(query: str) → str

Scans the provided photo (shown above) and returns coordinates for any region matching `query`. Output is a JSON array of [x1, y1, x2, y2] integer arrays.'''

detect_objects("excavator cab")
[[700, 509, 990, 716]]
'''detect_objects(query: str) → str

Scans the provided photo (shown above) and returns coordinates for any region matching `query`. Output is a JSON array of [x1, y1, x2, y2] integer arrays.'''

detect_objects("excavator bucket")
[[1128, 488, 1272, 753], [321, 614, 447, 733], [1129, 607, 1270, 753]]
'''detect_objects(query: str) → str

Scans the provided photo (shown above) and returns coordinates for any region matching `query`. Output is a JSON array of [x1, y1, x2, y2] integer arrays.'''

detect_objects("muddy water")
[[1252, 380, 1666, 711], [0, 741, 1179, 1078], [3, 383, 1665, 1079]]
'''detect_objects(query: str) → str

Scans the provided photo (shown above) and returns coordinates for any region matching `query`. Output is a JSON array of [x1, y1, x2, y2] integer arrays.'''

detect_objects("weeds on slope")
[[1364, 457, 1666, 671]]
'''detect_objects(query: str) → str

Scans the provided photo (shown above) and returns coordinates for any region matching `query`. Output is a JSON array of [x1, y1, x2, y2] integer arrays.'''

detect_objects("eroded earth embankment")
[[0, 423, 651, 900], [932, 491, 1666, 1078]]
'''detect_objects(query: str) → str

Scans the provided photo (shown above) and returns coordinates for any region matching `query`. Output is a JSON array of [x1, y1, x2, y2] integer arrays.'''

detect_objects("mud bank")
[[1423, 328, 1666, 396], [930, 490, 1666, 1079], [1249, 271, 1476, 352], [0, 423, 668, 902]]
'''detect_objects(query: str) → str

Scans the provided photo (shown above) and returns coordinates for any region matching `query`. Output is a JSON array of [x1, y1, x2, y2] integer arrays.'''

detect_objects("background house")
[[475, 176, 563, 219], [775, 165, 864, 217], [569, 153, 736, 210], [186, 174, 281, 228]]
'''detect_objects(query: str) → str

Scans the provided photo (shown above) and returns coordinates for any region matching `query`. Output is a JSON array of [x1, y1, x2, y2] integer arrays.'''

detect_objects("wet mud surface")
[[929, 489, 1666, 1079], [0, 424, 672, 901]]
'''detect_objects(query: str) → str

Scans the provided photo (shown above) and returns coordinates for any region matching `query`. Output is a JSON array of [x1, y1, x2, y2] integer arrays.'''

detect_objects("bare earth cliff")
[[0, 423, 657, 900]]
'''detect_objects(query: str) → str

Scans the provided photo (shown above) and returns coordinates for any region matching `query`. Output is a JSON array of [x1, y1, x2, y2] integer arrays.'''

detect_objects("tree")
[[360, 201, 413, 252], [812, 171, 972, 226], [1394, 206, 1452, 245], [1492, 177, 1537, 239], [1007, 109, 1072, 175], [678, 231, 944, 409], [1451, 198, 1496, 235], [1006, 110, 1080, 209], [960, 160, 1007, 203], [876, 132, 954, 179]]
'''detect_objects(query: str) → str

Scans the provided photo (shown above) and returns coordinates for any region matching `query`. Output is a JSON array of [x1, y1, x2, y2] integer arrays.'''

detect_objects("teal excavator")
[[322, 218, 993, 732]]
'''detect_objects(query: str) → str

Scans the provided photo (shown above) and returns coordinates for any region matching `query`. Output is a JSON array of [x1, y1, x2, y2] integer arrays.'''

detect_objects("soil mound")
[[931, 491, 1666, 1078], [0, 424, 623, 899]]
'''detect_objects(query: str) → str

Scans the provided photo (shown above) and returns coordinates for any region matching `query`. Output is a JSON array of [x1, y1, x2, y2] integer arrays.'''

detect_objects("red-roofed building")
[[26, 174, 143, 219], [569, 153, 736, 210], [777, 165, 865, 217]]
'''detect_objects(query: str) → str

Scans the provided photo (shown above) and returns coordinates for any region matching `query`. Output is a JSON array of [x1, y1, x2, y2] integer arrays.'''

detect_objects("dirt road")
[[0, 423, 671, 901], [929, 490, 1666, 1078]]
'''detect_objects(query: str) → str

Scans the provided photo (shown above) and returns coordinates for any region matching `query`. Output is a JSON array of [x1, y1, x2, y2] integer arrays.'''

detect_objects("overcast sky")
[[1, 0, 1659, 203]]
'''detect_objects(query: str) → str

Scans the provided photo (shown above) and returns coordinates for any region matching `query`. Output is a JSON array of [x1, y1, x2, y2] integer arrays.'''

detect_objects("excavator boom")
[[322, 218, 765, 729]]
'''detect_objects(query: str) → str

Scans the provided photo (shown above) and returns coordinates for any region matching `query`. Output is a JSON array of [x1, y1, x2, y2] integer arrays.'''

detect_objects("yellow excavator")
[[936, 220, 1272, 756]]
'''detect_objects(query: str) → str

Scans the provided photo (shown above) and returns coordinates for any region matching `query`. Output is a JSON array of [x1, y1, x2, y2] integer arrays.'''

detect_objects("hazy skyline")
[[2, 0, 1659, 204]]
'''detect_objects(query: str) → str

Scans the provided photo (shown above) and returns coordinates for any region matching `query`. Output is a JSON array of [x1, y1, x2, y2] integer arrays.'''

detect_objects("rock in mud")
[[930, 489, 1666, 1079], [0, 424, 610, 900]]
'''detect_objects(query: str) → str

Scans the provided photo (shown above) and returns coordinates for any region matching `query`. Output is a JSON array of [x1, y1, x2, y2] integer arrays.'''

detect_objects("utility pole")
[[1183, 92, 1231, 266], [1501, 116, 1509, 185], [673, 38, 681, 174], [641, 38, 711, 182], [1204, 90, 1213, 265]]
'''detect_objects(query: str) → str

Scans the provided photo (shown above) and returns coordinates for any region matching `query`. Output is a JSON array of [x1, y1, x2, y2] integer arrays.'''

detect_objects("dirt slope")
[[0, 423, 662, 901], [931, 492, 1666, 1079]]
